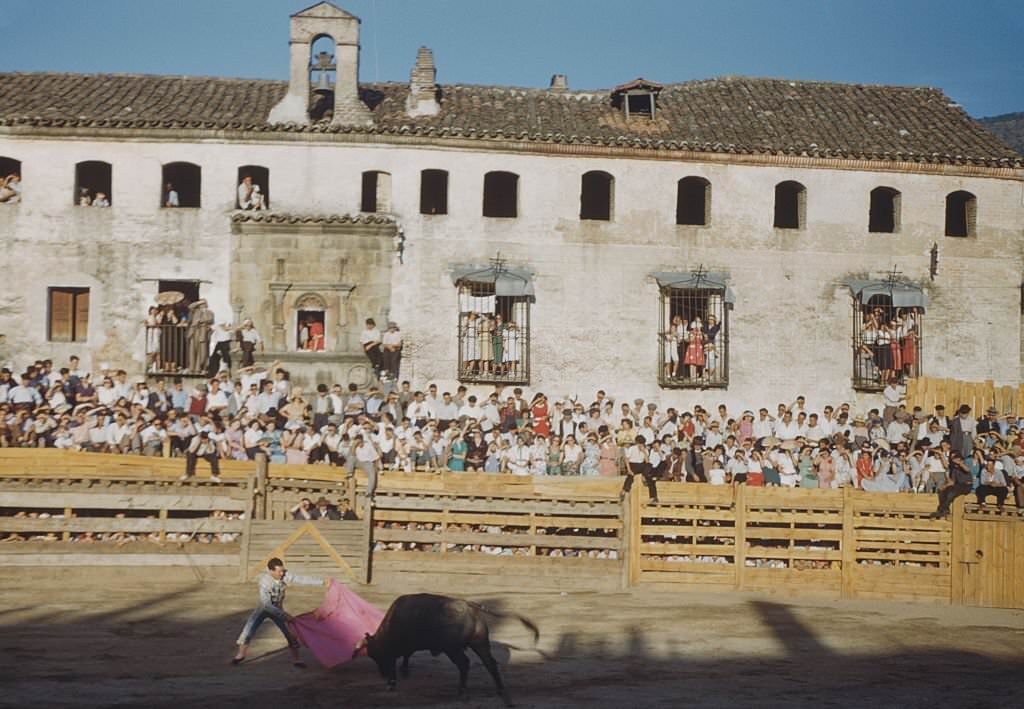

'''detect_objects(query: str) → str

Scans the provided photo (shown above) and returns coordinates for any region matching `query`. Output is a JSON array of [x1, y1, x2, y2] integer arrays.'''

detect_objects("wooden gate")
[[953, 502, 1024, 609], [241, 519, 370, 583]]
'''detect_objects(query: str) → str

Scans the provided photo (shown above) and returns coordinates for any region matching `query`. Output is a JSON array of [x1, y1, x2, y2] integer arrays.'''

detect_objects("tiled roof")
[[0, 72, 1019, 168], [230, 211, 395, 225]]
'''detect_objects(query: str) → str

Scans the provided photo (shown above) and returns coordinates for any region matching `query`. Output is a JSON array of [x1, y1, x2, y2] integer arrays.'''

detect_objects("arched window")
[[773, 180, 806, 229], [482, 171, 519, 218], [361, 170, 392, 213], [580, 170, 613, 221], [236, 165, 269, 210], [161, 162, 201, 208], [945, 190, 977, 237], [676, 176, 711, 226], [868, 186, 901, 233], [420, 169, 448, 215], [74, 161, 112, 207], [0, 156, 22, 204]]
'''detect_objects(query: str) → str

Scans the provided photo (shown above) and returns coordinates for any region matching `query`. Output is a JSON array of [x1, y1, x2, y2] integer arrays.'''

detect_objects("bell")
[[313, 69, 334, 96]]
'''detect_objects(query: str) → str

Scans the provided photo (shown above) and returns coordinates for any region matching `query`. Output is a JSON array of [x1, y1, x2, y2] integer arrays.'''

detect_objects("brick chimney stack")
[[406, 47, 440, 117]]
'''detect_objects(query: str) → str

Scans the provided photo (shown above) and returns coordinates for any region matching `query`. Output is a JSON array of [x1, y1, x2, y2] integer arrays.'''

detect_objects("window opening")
[[0, 156, 22, 204], [420, 169, 448, 215], [149, 281, 203, 374], [852, 280, 923, 391], [161, 162, 201, 208], [658, 283, 728, 389], [237, 165, 269, 210], [48, 287, 89, 343], [361, 170, 392, 213], [580, 170, 613, 221], [457, 279, 531, 384], [297, 310, 326, 352], [868, 186, 900, 233], [74, 161, 112, 207], [482, 171, 519, 218], [773, 180, 805, 229], [945, 190, 976, 238], [676, 177, 711, 226]]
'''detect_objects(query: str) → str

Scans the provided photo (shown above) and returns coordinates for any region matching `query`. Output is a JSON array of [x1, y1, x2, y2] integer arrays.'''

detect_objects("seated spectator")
[[0, 174, 22, 203]]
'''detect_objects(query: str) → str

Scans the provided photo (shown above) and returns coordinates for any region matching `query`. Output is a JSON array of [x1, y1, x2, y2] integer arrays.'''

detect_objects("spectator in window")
[[682, 321, 704, 380], [0, 174, 22, 203], [381, 321, 403, 381], [237, 175, 264, 211], [502, 321, 521, 377], [163, 182, 179, 208], [462, 312, 480, 376], [703, 315, 721, 381], [665, 315, 683, 379], [93, 191, 110, 207], [78, 187, 92, 206], [478, 314, 494, 376], [491, 314, 505, 376], [187, 300, 214, 373], [307, 318, 325, 352], [360, 318, 383, 378]]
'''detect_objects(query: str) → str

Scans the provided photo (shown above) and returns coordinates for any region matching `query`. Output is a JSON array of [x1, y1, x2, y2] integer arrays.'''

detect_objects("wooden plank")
[[0, 491, 245, 511], [0, 518, 244, 533], [0, 553, 239, 567]]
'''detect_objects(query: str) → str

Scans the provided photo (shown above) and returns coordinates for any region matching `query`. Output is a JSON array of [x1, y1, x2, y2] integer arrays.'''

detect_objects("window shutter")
[[50, 290, 73, 341], [74, 290, 90, 342]]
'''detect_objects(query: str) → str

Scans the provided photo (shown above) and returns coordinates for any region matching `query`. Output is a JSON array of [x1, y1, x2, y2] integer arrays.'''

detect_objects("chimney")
[[549, 74, 568, 92], [406, 46, 440, 117]]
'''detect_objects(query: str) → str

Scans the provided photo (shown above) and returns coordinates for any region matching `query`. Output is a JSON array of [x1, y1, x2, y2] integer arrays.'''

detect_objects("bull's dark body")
[[363, 593, 536, 704]]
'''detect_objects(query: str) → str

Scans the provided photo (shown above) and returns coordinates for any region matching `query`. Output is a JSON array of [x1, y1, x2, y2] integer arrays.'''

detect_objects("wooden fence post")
[[239, 474, 256, 581], [950, 494, 966, 606], [627, 483, 642, 587], [254, 453, 268, 521], [734, 485, 747, 592], [841, 486, 855, 599], [361, 497, 374, 584]]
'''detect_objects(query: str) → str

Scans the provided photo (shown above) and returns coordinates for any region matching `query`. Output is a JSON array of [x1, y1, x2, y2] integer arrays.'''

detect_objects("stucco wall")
[[0, 134, 1020, 413]]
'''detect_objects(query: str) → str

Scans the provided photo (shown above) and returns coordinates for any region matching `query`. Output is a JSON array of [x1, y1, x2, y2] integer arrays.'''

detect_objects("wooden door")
[[954, 509, 1024, 609]]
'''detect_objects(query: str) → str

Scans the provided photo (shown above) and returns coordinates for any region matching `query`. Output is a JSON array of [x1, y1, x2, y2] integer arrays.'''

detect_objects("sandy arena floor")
[[1, 568, 1022, 708]]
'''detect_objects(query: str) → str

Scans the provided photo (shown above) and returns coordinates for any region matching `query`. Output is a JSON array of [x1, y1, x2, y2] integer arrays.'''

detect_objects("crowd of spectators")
[[2, 355, 1022, 514], [0, 509, 242, 545]]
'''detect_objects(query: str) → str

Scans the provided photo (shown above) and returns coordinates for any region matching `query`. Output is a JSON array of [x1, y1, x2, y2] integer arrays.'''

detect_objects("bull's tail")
[[470, 602, 540, 645]]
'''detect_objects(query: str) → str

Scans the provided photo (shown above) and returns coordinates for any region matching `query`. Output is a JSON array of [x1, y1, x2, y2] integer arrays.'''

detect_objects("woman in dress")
[[308, 319, 325, 352], [463, 312, 480, 376], [530, 435, 548, 476], [666, 314, 683, 379], [530, 392, 550, 438], [581, 434, 601, 476], [901, 314, 919, 379], [282, 427, 309, 465], [478, 315, 494, 376], [683, 322, 705, 380], [502, 321, 520, 377], [491, 314, 505, 376], [562, 435, 583, 476], [888, 319, 902, 378], [145, 306, 161, 373], [447, 431, 468, 472], [226, 419, 248, 461], [597, 426, 619, 477], [546, 435, 563, 476]]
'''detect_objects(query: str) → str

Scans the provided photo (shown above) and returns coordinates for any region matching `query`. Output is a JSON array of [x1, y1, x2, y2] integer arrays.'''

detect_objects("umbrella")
[[155, 291, 185, 306]]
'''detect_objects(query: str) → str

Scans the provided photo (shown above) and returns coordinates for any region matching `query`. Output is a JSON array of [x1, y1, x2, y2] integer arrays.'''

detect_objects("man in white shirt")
[[406, 391, 432, 427], [7, 374, 42, 410], [458, 395, 484, 424], [704, 421, 723, 449], [182, 431, 221, 482], [106, 412, 133, 453], [504, 435, 532, 475], [360, 318, 383, 379], [804, 413, 826, 442], [140, 419, 168, 457], [753, 408, 775, 439], [380, 322, 403, 381], [773, 412, 800, 441], [206, 379, 230, 415], [256, 380, 280, 415], [886, 413, 912, 445]]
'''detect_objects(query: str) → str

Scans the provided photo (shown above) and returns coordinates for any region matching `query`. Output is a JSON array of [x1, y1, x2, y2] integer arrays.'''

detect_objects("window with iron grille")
[[852, 294, 923, 391], [457, 280, 530, 384], [658, 287, 728, 388]]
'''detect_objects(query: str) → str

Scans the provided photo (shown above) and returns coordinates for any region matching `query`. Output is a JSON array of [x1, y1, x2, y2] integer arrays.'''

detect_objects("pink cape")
[[289, 580, 384, 668]]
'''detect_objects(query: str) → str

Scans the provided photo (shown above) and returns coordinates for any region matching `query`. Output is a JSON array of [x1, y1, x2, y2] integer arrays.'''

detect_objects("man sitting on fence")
[[181, 431, 222, 483]]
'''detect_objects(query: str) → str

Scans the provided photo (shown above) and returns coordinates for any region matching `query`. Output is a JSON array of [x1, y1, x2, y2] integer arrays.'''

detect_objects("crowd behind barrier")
[[2, 354, 1023, 516]]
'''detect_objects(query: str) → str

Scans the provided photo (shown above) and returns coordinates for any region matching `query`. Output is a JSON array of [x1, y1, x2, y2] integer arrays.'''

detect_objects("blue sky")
[[2, 0, 1022, 118]]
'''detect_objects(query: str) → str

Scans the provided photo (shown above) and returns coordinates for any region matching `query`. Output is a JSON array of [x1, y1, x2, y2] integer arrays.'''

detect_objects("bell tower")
[[268, 2, 372, 126]]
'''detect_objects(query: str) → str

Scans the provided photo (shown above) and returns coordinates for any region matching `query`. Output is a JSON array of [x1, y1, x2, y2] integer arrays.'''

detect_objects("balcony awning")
[[451, 264, 535, 298], [652, 271, 735, 304], [846, 279, 927, 310]]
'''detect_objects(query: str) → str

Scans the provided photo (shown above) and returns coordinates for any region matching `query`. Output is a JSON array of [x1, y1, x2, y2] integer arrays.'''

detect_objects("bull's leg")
[[471, 641, 510, 705], [444, 648, 471, 699], [400, 654, 411, 677], [386, 657, 397, 690]]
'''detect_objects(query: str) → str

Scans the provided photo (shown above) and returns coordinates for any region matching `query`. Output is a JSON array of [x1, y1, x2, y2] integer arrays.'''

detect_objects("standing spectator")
[[380, 322, 403, 381], [360, 318, 383, 378], [949, 405, 976, 459], [207, 322, 234, 377], [352, 435, 381, 499], [187, 300, 215, 373], [237, 319, 263, 367]]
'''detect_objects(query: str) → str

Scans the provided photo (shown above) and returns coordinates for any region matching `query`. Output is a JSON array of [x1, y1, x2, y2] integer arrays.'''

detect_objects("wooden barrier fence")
[[906, 376, 1024, 416], [0, 450, 1021, 608]]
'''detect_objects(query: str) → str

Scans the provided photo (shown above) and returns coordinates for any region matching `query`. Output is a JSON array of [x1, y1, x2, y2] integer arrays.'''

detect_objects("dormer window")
[[611, 78, 663, 120]]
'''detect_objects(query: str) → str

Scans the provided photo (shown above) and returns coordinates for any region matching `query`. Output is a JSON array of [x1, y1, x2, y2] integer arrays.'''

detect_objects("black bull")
[[353, 593, 539, 703]]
